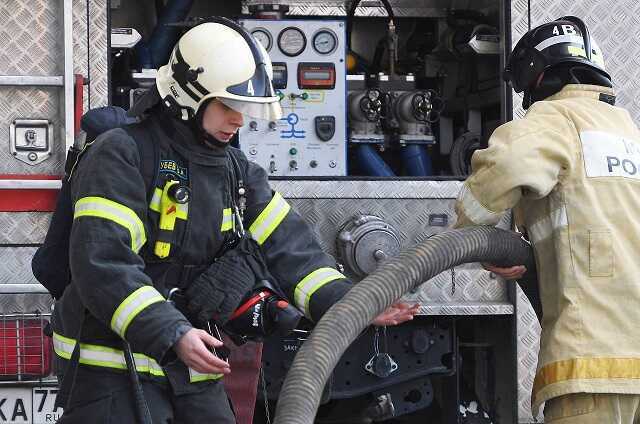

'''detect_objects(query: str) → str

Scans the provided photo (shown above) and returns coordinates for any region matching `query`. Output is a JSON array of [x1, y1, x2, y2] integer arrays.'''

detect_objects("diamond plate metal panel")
[[242, 0, 495, 17], [0, 87, 66, 174], [0, 0, 64, 174], [73, 0, 89, 112], [88, 0, 109, 108], [419, 302, 513, 315], [0, 247, 39, 285], [0, 213, 51, 245], [0, 294, 53, 316], [0, 0, 108, 175], [273, 180, 513, 309], [0, 1, 108, 175], [73, 0, 109, 110], [272, 179, 464, 199], [516, 285, 543, 423], [0, 2, 61, 76]]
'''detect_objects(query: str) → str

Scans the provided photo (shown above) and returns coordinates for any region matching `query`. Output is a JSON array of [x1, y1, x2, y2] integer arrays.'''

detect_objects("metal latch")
[[10, 119, 53, 165]]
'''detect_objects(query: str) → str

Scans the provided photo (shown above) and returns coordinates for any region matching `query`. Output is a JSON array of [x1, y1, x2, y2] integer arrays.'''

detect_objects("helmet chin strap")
[[524, 64, 611, 109], [201, 134, 231, 149]]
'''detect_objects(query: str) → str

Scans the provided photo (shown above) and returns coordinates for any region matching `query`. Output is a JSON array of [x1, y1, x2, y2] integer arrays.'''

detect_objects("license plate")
[[0, 387, 61, 424]]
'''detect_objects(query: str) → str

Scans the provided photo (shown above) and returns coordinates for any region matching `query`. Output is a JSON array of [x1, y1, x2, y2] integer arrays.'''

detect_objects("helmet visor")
[[219, 97, 283, 121]]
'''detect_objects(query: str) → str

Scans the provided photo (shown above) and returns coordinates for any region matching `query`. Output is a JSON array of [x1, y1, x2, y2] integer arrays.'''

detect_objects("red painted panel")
[[0, 175, 61, 212]]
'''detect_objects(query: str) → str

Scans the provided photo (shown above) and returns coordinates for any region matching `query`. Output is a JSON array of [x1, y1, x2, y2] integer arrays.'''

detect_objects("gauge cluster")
[[239, 20, 347, 177], [250, 25, 339, 58]]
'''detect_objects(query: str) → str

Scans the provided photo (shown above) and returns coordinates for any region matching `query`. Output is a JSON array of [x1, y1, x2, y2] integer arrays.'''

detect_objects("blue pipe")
[[354, 145, 396, 177], [137, 0, 195, 69], [400, 144, 432, 176]]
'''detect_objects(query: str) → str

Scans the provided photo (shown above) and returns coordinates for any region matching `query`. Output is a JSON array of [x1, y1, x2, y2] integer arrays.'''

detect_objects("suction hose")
[[273, 226, 534, 424]]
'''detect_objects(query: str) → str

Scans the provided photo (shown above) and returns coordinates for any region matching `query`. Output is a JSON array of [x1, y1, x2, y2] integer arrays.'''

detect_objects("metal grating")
[[0, 312, 52, 381]]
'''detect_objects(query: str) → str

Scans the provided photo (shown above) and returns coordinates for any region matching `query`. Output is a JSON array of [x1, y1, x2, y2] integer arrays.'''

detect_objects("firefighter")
[[454, 15, 640, 423], [52, 18, 418, 423]]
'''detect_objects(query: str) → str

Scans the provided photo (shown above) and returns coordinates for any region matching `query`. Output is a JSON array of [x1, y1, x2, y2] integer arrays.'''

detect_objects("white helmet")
[[156, 17, 282, 121]]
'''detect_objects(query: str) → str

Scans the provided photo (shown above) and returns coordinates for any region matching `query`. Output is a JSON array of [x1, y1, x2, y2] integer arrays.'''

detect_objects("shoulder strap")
[[227, 148, 248, 217], [123, 123, 159, 203]]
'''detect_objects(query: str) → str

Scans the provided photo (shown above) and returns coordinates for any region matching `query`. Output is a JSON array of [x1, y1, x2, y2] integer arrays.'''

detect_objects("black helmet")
[[504, 16, 610, 97]]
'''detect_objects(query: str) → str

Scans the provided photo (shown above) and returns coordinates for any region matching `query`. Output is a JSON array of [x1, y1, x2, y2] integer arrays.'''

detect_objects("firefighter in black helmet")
[[456, 16, 640, 423], [503, 15, 611, 109], [52, 17, 418, 423]]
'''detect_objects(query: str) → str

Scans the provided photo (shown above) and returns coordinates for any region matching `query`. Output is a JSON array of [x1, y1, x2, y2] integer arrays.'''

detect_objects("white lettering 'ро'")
[[580, 130, 640, 179]]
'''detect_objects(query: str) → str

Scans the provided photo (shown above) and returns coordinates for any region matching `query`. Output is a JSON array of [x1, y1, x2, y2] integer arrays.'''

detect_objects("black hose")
[[273, 226, 534, 424], [123, 342, 153, 424]]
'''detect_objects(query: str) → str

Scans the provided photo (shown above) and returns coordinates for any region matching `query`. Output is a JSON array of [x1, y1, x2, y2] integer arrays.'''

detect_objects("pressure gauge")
[[251, 28, 272, 52], [278, 27, 307, 57], [312, 29, 338, 55]]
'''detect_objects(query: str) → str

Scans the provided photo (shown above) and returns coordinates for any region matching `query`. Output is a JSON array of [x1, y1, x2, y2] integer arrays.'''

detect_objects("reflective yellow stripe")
[[249, 192, 291, 245], [150, 188, 188, 220], [294, 267, 346, 319], [150, 188, 162, 212], [52, 332, 165, 377], [221, 208, 233, 232], [533, 357, 640, 396], [110, 286, 164, 338], [74, 196, 147, 253], [188, 368, 223, 382]]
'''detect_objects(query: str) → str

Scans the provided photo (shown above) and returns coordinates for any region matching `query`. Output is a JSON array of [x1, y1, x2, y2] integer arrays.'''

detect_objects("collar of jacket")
[[546, 84, 615, 102], [151, 110, 230, 166]]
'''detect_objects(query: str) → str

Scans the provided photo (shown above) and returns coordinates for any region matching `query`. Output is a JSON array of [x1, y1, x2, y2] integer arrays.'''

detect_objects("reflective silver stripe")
[[528, 205, 568, 244], [111, 286, 165, 338], [249, 192, 291, 245], [74, 196, 146, 252], [457, 184, 503, 226], [52, 332, 165, 376], [294, 267, 346, 318], [176, 202, 188, 220], [188, 368, 223, 382], [535, 34, 584, 52], [150, 188, 162, 212]]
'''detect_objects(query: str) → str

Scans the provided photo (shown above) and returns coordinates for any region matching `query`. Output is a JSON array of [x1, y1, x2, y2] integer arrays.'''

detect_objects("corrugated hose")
[[274, 226, 534, 424]]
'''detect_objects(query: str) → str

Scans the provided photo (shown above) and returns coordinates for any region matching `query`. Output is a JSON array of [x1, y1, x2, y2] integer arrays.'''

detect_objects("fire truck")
[[0, 1, 636, 423]]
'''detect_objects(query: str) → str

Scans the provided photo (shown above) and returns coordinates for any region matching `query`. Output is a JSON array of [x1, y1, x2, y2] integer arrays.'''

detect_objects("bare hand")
[[372, 302, 420, 326], [174, 329, 231, 375], [482, 263, 526, 280]]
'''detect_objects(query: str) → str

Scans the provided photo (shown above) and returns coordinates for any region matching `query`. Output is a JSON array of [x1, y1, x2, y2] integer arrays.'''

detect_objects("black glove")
[[185, 237, 260, 326]]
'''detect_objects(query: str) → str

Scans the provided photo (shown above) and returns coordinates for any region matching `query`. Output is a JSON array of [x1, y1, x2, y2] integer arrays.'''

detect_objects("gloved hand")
[[185, 237, 260, 326]]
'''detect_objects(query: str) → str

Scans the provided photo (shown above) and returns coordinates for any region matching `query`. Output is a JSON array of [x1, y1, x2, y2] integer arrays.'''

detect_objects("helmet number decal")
[[247, 80, 255, 96], [552, 25, 576, 36]]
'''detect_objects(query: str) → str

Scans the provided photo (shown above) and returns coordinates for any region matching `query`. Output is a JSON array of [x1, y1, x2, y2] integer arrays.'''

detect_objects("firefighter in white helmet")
[[53, 17, 418, 423], [155, 17, 282, 123], [454, 16, 640, 423]]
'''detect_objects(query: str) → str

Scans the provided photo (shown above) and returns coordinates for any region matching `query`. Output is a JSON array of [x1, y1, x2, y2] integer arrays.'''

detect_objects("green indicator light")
[[289, 148, 298, 155]]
